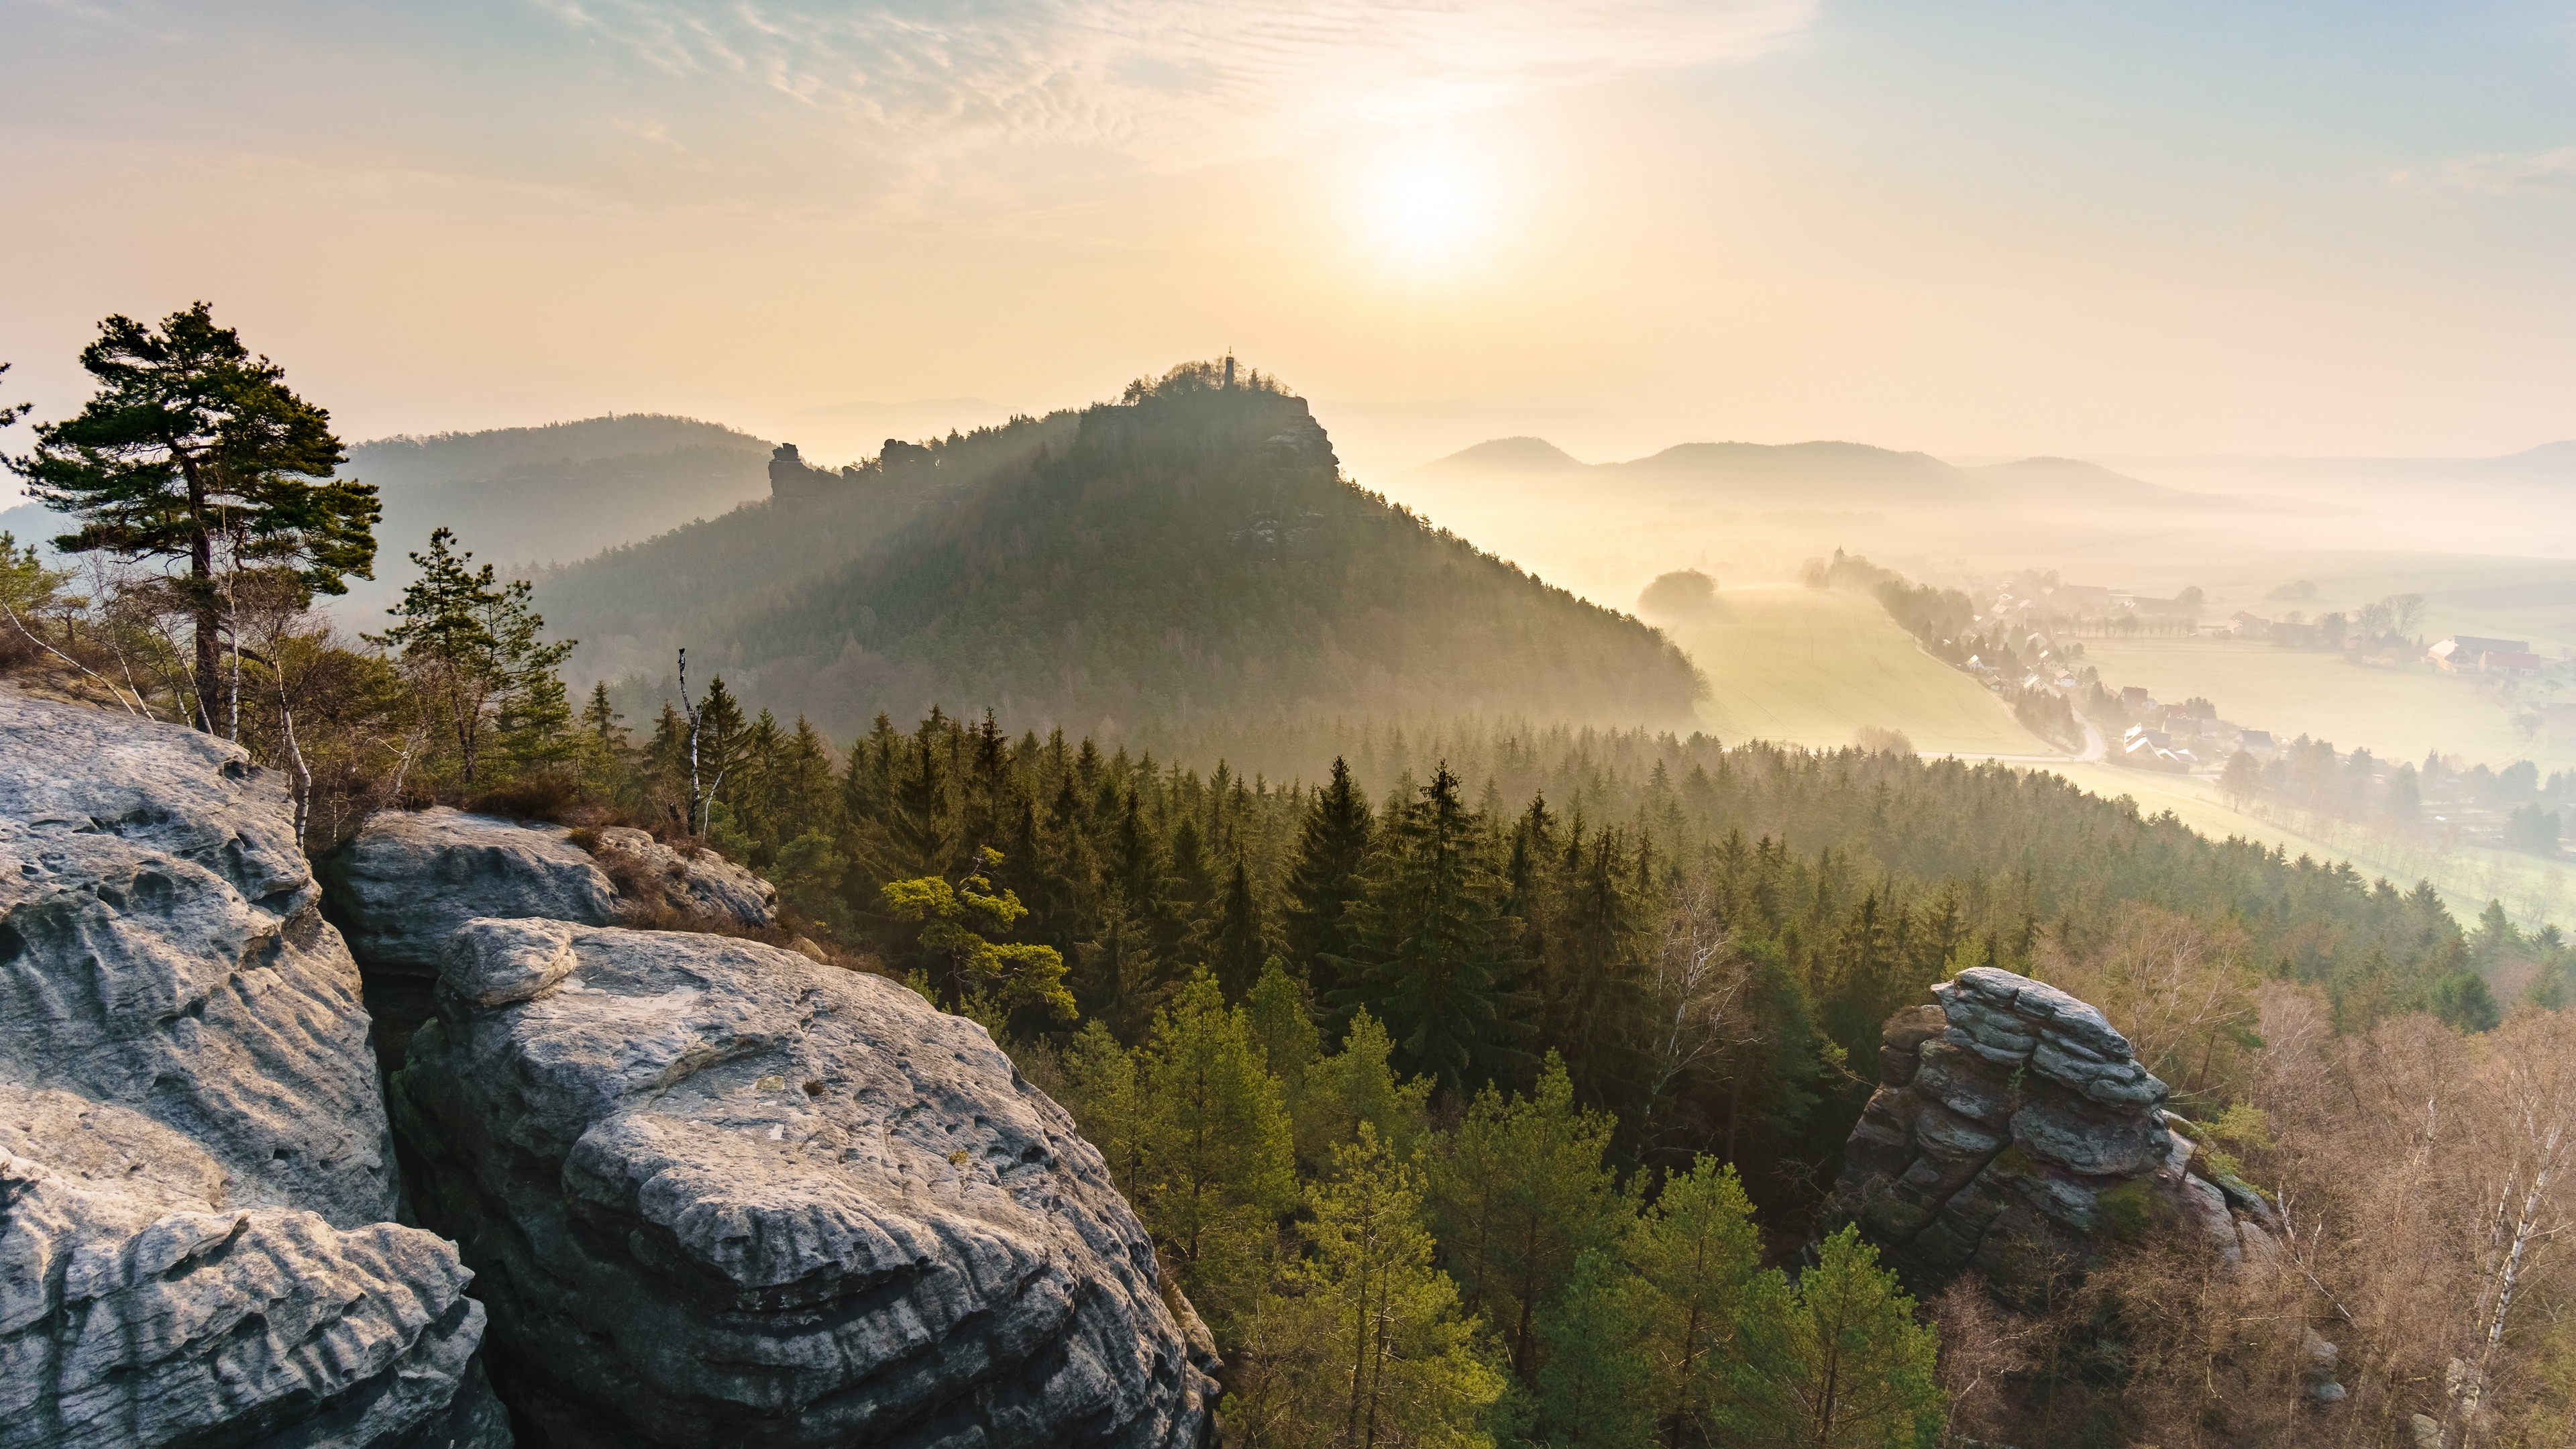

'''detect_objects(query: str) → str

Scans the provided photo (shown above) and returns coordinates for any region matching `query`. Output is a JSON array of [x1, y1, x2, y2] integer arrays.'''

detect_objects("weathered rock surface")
[[0, 1090, 502, 1449], [322, 809, 775, 973], [0, 693, 506, 1446], [1823, 966, 2277, 1296], [321, 808, 775, 1071], [0, 694, 398, 1227], [392, 920, 1217, 1448]]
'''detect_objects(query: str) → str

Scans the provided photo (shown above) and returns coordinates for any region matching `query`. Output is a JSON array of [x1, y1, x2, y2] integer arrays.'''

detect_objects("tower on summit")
[[1224, 353, 1236, 389]]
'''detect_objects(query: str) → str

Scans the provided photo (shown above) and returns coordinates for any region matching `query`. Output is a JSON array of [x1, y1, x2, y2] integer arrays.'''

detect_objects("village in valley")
[[1919, 569, 2576, 862]]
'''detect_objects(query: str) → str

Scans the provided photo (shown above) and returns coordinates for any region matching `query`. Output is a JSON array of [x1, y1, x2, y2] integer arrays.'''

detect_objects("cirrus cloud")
[[534, 0, 1816, 163], [2393, 144, 2576, 197]]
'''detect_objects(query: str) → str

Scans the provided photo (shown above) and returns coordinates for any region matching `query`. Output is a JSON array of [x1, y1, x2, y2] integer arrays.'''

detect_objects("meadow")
[[2043, 760, 2567, 935], [1672, 586, 2057, 756], [2076, 637, 2568, 772]]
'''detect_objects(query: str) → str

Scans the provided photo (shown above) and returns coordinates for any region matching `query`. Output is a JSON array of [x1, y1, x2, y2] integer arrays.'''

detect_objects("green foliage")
[[1295, 1009, 1436, 1171], [1285, 757, 1376, 993], [1626, 1158, 1765, 1441], [1724, 1226, 1943, 1448], [11, 303, 377, 724], [2095, 1179, 2152, 1242], [1334, 764, 1532, 1091], [1430, 1056, 1629, 1377], [1228, 1125, 1507, 1449], [370, 525, 574, 785], [0, 532, 74, 622], [1529, 1248, 1655, 1449], [1133, 975, 1299, 1336], [879, 847, 1074, 1020]]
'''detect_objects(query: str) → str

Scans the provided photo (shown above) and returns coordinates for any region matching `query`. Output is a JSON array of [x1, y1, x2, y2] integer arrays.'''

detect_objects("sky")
[[5, 0, 2575, 482]]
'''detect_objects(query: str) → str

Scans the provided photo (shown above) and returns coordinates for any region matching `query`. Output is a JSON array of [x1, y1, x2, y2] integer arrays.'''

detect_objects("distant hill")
[[1410, 435, 2265, 512], [539, 371, 1705, 739], [348, 415, 761, 488], [1411, 436, 1589, 476], [329, 415, 775, 612]]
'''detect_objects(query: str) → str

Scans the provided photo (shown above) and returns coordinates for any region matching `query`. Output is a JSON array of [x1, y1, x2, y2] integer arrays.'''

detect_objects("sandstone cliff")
[[0, 692, 506, 1447], [330, 810, 1218, 1446], [388, 918, 1217, 1446], [1825, 966, 2282, 1294]]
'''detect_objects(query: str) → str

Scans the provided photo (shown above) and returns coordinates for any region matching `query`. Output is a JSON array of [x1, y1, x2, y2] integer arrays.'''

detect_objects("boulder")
[[1821, 965, 2274, 1297], [320, 808, 776, 1068], [392, 922, 1216, 1448], [0, 692, 506, 1446], [0, 694, 398, 1228], [0, 1089, 504, 1449]]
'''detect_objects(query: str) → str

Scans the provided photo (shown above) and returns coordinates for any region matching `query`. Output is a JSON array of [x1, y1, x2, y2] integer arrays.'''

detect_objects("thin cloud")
[[2394, 145, 2576, 197], [540, 0, 1816, 162]]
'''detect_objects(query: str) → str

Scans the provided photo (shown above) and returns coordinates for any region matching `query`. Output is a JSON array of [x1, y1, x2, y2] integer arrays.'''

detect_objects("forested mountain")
[[540, 363, 1705, 739], [341, 415, 773, 608]]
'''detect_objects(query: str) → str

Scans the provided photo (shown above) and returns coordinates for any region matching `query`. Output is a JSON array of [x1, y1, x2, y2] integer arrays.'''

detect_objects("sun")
[[1385, 166, 1479, 252], [1369, 151, 1491, 264]]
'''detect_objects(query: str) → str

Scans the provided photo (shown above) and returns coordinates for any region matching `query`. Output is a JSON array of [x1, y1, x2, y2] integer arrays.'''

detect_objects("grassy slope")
[[2077, 637, 2569, 771], [1670, 587, 2056, 755]]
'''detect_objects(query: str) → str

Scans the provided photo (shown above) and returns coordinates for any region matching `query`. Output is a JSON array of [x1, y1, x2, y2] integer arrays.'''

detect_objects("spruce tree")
[[1210, 853, 1268, 999], [1332, 763, 1529, 1090], [12, 303, 378, 729], [1283, 757, 1375, 993]]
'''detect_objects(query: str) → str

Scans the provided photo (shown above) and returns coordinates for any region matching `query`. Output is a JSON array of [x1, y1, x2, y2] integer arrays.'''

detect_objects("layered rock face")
[[323, 808, 775, 973], [1825, 966, 2275, 1293], [392, 919, 1218, 1447], [0, 692, 504, 1447], [322, 808, 775, 1067]]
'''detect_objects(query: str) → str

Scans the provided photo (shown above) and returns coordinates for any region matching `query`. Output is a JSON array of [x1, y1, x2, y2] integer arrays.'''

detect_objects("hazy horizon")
[[8, 1, 2575, 470]]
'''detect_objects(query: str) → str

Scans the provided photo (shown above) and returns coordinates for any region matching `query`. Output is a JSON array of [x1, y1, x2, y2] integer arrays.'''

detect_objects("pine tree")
[[1532, 1248, 1656, 1449], [1283, 757, 1375, 994], [1063, 1020, 1147, 1203], [1297, 1125, 1507, 1448], [369, 526, 572, 786], [1295, 1008, 1435, 1172], [1246, 958, 1322, 1104], [12, 303, 378, 728], [1430, 1054, 1629, 1379], [1627, 1157, 1764, 1442], [1138, 975, 1299, 1336], [1724, 1226, 1943, 1449]]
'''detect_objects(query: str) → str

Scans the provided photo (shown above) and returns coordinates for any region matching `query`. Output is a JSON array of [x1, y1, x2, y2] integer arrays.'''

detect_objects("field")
[[2076, 637, 2570, 773], [2043, 761, 2569, 931], [1670, 587, 2058, 756]]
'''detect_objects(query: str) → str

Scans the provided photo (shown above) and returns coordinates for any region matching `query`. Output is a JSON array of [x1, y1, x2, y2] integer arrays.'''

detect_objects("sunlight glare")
[[1369, 148, 1492, 268]]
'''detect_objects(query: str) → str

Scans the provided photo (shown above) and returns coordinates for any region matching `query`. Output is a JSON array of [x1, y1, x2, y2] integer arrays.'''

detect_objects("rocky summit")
[[1824, 966, 2282, 1295], [390, 920, 1218, 1448], [0, 692, 506, 1448]]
